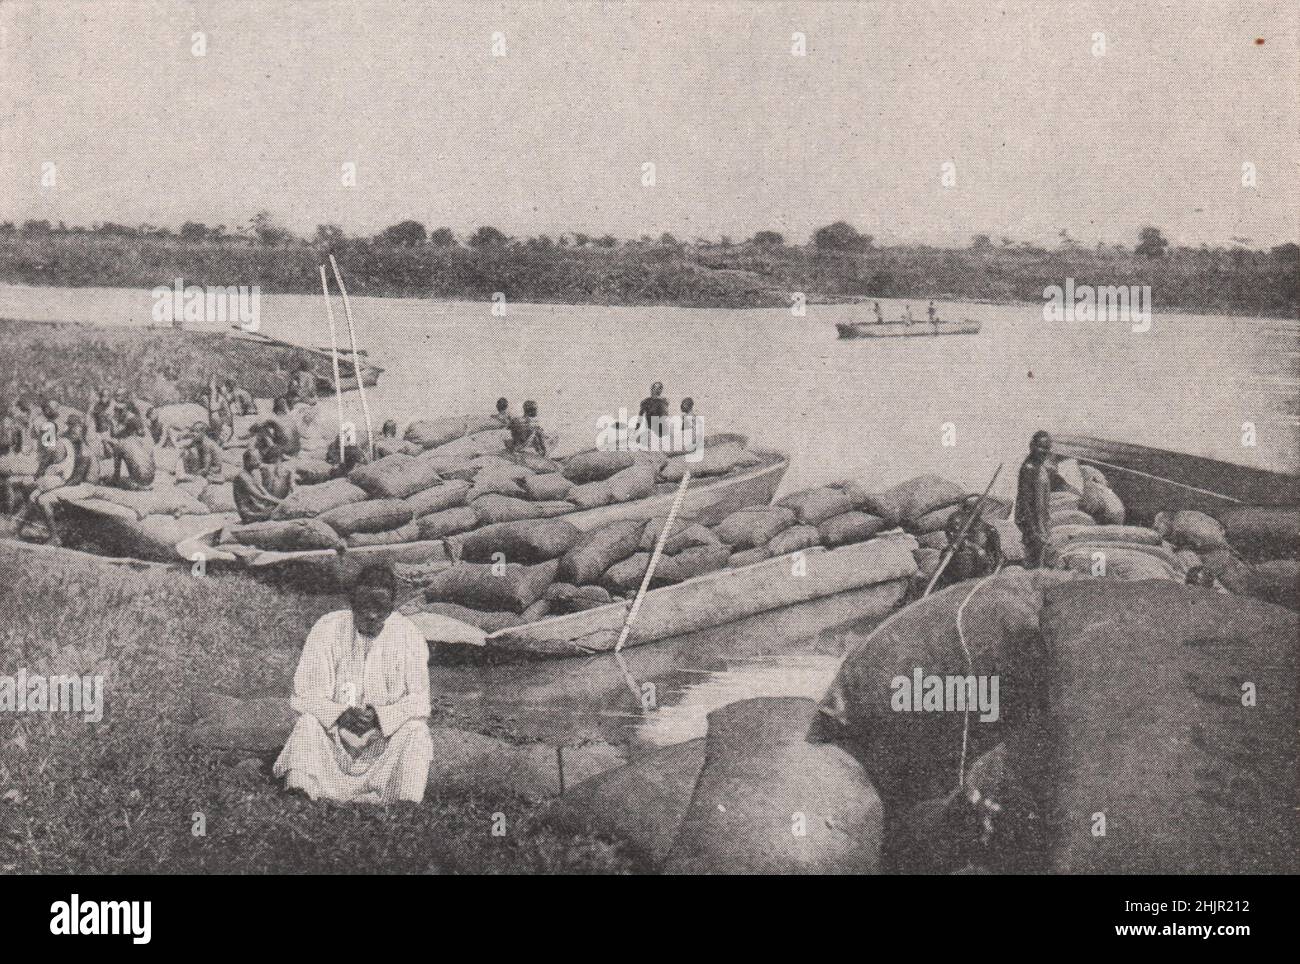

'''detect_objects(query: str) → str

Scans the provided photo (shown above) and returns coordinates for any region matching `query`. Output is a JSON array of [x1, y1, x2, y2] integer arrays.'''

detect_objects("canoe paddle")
[[921, 462, 1003, 598]]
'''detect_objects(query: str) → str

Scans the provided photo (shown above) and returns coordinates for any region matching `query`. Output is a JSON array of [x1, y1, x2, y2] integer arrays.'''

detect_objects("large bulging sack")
[[472, 494, 572, 525], [668, 543, 732, 580], [567, 480, 613, 510], [421, 559, 559, 614], [664, 698, 883, 875], [427, 429, 510, 459], [533, 739, 706, 869], [455, 518, 581, 565], [1050, 457, 1085, 495], [230, 518, 343, 552], [558, 519, 647, 585], [1049, 509, 1095, 529], [543, 582, 614, 614], [290, 457, 334, 485], [1036, 580, 1297, 873], [639, 517, 718, 554], [403, 479, 471, 518], [1154, 509, 1228, 550], [811, 568, 1074, 810], [767, 524, 823, 556], [1050, 523, 1162, 546], [319, 498, 413, 536], [819, 511, 886, 547], [661, 443, 761, 482], [415, 506, 480, 540], [403, 415, 500, 450], [521, 473, 572, 502], [1048, 544, 1182, 581], [346, 521, 421, 547], [1079, 479, 1125, 524], [860, 474, 967, 527], [776, 486, 854, 526], [562, 450, 635, 484], [910, 504, 960, 534], [349, 453, 443, 500], [272, 478, 368, 520], [1216, 506, 1300, 560], [200, 483, 238, 514], [713, 506, 796, 549], [604, 465, 657, 503]]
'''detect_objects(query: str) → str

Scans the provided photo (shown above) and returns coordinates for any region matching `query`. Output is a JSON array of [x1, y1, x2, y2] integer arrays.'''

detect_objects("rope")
[[318, 265, 348, 460], [329, 255, 376, 462], [1073, 456, 1242, 504], [954, 565, 1002, 789], [614, 470, 692, 654]]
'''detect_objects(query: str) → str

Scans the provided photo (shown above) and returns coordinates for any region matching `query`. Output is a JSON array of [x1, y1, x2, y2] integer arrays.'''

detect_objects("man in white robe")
[[274, 565, 433, 804]]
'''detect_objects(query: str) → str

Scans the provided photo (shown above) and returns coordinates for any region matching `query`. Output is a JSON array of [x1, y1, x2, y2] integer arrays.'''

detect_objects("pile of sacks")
[[219, 420, 768, 558]]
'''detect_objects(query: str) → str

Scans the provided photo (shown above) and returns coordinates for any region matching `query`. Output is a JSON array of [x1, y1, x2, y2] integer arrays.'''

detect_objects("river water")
[[3, 283, 1296, 750]]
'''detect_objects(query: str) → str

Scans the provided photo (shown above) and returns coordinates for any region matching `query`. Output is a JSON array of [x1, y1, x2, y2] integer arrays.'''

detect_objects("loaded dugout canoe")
[[172, 447, 791, 586], [1052, 434, 1299, 525], [407, 536, 918, 659], [836, 319, 981, 339]]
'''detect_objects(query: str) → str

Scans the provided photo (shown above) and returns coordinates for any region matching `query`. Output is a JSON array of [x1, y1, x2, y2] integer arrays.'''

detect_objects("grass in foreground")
[[0, 545, 632, 873]]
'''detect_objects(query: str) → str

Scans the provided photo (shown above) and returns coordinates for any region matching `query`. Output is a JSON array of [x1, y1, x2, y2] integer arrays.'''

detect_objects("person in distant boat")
[[492, 397, 512, 428], [25, 416, 97, 546], [505, 400, 547, 456], [108, 415, 157, 491], [872, 302, 884, 324], [224, 378, 259, 416], [902, 305, 915, 325], [928, 301, 938, 324], [939, 495, 1003, 586], [373, 419, 405, 459], [638, 381, 670, 439], [1015, 431, 1054, 569], [273, 563, 433, 804], [179, 422, 226, 483], [260, 444, 295, 500], [232, 447, 281, 523]]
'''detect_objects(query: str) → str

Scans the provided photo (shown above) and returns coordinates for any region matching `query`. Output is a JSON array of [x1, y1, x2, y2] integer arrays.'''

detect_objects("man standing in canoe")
[[1015, 430, 1054, 568], [638, 381, 670, 440], [274, 564, 433, 804]]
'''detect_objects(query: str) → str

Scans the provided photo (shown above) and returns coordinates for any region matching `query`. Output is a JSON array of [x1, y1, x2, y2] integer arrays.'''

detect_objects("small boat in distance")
[[836, 318, 981, 339]]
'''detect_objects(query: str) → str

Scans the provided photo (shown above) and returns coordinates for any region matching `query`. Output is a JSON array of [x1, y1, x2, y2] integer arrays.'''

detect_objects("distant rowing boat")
[[836, 319, 981, 339]]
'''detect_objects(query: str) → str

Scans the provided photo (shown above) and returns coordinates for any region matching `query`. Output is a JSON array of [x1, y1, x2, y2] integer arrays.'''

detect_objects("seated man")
[[179, 423, 225, 482], [939, 496, 1003, 587], [273, 565, 433, 804], [223, 378, 259, 416], [372, 419, 405, 459], [232, 448, 281, 523], [24, 416, 97, 546], [505, 400, 546, 456], [107, 415, 157, 490], [252, 398, 302, 457], [491, 397, 511, 428]]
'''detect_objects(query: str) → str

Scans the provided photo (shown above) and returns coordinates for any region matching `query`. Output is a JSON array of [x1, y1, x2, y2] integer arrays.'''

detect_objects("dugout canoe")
[[1052, 434, 1300, 525], [836, 319, 981, 339], [173, 447, 791, 587], [407, 536, 918, 658]]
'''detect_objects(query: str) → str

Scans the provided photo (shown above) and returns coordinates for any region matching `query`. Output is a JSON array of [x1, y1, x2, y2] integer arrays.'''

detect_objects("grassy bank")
[[0, 545, 631, 873], [0, 318, 324, 415], [2, 233, 1296, 317]]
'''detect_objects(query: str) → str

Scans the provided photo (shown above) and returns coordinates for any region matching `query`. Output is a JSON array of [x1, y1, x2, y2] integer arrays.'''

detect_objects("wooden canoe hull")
[[1053, 434, 1299, 526], [836, 319, 980, 339], [467, 536, 918, 658]]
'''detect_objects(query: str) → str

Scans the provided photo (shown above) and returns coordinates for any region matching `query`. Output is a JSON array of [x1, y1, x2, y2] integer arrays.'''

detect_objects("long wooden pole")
[[329, 255, 375, 462], [922, 463, 1003, 598], [318, 265, 348, 462], [614, 470, 692, 654]]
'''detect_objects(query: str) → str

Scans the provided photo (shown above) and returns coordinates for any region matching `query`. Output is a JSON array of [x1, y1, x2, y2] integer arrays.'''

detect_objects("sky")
[[2, 0, 1297, 247]]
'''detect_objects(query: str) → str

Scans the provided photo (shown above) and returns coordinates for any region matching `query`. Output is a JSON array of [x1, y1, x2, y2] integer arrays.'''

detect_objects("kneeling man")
[[274, 565, 433, 804]]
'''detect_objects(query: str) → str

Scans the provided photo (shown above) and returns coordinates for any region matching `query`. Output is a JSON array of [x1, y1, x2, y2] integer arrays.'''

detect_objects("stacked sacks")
[[847, 474, 967, 529], [1077, 464, 1125, 525], [348, 452, 443, 500], [660, 443, 761, 483], [417, 559, 559, 615], [453, 519, 581, 565], [1034, 580, 1297, 873], [403, 415, 501, 450], [1044, 524, 1185, 581]]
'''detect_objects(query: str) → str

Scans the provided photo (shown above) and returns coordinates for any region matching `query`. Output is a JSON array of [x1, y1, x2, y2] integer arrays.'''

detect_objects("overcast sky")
[[2, 0, 1296, 247]]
